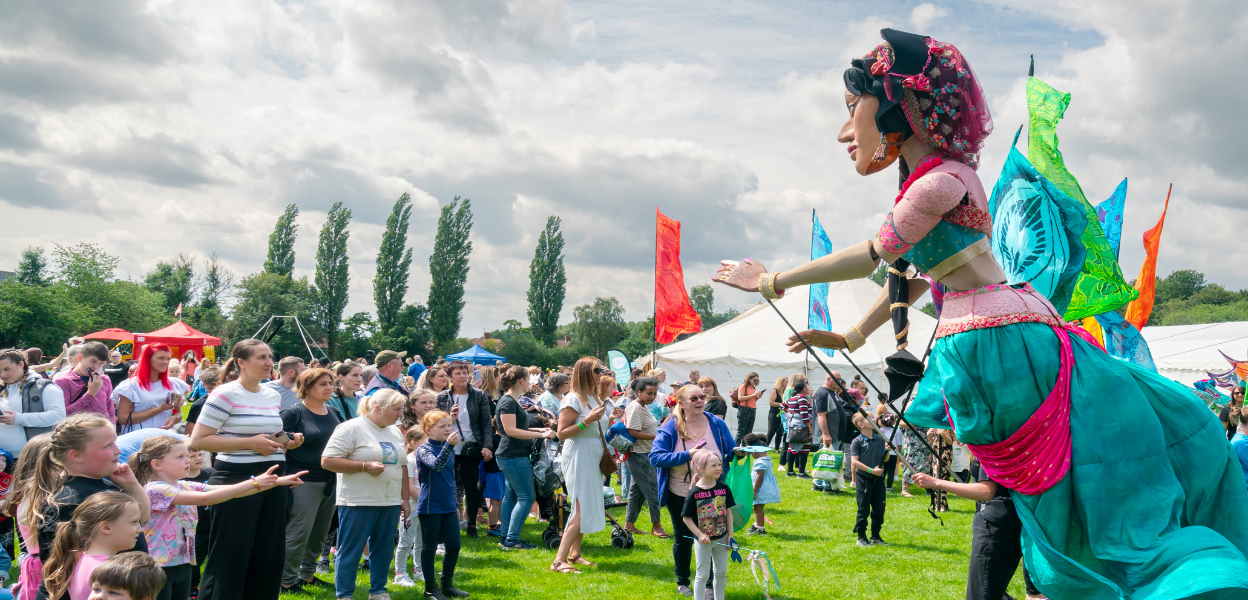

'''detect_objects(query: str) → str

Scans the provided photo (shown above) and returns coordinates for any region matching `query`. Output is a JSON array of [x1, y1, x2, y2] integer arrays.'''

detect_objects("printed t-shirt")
[[681, 482, 735, 539]]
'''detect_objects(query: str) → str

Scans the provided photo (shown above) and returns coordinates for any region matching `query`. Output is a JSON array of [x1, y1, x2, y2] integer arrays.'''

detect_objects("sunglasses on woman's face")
[[688, 394, 706, 401]]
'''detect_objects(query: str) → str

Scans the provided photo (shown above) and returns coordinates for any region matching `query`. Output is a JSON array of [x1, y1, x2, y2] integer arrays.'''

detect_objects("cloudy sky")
[[1, 0, 1244, 338]]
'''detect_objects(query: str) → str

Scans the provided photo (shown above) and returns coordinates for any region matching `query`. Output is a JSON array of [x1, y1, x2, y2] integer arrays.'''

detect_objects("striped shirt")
[[782, 394, 813, 426], [198, 380, 285, 464]]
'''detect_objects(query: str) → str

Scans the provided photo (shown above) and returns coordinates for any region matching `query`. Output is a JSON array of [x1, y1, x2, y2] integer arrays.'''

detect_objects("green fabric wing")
[[1026, 77, 1138, 320]]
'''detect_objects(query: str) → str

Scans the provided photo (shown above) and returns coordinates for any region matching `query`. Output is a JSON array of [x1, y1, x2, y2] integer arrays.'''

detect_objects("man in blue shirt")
[[364, 350, 411, 396], [406, 355, 426, 382]]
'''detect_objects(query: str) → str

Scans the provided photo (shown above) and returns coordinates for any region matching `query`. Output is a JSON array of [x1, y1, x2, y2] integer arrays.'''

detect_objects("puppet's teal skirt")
[[908, 320, 1248, 599]]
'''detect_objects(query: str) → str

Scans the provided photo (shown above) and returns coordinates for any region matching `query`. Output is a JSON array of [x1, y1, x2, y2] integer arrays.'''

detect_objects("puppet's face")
[[838, 92, 899, 175]]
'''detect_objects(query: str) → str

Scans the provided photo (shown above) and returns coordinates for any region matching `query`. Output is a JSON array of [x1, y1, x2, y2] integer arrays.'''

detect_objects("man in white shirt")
[[0, 348, 67, 456]]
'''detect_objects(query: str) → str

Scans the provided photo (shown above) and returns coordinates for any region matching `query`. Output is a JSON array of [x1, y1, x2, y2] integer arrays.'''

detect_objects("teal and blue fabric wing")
[[1093, 310, 1155, 371], [987, 128, 1089, 314]]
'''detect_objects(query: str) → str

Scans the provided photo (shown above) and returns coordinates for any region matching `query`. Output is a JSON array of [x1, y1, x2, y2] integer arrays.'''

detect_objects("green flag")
[[1026, 77, 1137, 320]]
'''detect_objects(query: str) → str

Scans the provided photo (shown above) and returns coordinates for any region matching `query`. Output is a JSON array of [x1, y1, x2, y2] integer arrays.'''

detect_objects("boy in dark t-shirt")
[[849, 412, 887, 546]]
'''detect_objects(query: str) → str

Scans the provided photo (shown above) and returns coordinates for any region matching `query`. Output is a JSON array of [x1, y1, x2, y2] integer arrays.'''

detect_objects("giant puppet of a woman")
[[715, 28, 1248, 599]]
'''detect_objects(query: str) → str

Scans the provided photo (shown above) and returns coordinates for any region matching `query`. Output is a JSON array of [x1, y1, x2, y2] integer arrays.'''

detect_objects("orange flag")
[[1124, 184, 1172, 329], [654, 210, 702, 343]]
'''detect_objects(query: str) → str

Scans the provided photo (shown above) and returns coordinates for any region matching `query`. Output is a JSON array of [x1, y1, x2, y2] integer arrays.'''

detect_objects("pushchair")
[[536, 438, 635, 550], [541, 490, 635, 550]]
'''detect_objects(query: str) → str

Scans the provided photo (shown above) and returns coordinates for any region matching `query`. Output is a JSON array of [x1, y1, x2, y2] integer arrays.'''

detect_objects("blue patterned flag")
[[809, 210, 835, 357], [1093, 310, 1156, 371], [1095, 178, 1128, 259]]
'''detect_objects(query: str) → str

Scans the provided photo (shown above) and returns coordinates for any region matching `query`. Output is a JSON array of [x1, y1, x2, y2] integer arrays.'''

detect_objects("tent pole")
[[652, 208, 659, 368]]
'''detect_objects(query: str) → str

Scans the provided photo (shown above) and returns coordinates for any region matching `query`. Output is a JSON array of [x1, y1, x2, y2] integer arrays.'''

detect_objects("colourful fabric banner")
[[654, 210, 702, 344], [1093, 310, 1156, 371], [1124, 185, 1172, 329], [986, 127, 1087, 315], [1096, 178, 1128, 259], [1026, 77, 1138, 320], [808, 210, 836, 357]]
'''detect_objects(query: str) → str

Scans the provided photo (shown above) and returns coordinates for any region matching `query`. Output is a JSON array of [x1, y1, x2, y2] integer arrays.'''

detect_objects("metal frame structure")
[[250, 315, 329, 362]]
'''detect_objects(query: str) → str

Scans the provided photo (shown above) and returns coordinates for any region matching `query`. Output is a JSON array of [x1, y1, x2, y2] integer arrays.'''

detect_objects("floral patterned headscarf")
[[844, 29, 993, 169]]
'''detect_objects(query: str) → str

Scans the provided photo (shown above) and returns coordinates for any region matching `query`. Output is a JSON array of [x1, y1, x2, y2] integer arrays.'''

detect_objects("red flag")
[[1124, 184, 1172, 329], [655, 210, 702, 343]]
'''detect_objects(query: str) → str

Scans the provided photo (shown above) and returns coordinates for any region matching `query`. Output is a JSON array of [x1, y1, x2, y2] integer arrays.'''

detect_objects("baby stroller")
[[541, 490, 635, 550]]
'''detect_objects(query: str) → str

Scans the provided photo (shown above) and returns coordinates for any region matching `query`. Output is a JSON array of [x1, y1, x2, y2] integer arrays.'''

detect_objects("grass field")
[[285, 453, 1030, 600]]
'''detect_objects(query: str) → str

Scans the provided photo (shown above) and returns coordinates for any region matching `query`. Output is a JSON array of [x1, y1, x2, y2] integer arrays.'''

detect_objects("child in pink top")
[[41, 491, 142, 600], [8, 436, 53, 600]]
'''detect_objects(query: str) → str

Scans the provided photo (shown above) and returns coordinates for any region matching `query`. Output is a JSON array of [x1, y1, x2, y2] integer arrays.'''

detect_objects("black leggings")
[[786, 451, 809, 474], [663, 489, 694, 586], [199, 461, 291, 600], [455, 454, 484, 530], [419, 512, 461, 593], [156, 564, 194, 600], [765, 407, 783, 449]]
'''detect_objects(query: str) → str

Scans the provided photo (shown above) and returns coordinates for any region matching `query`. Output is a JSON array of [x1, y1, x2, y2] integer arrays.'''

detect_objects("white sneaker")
[[368, 593, 391, 600], [393, 574, 417, 587], [436, 544, 446, 556], [412, 568, 424, 581]]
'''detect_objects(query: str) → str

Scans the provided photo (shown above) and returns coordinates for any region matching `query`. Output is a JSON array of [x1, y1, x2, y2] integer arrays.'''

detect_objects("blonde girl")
[[6, 434, 53, 600], [129, 436, 304, 600], [394, 427, 427, 587], [42, 491, 143, 600]]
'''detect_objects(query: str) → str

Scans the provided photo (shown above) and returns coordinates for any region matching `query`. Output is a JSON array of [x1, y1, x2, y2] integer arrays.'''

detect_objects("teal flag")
[[1096, 178, 1128, 259], [606, 349, 631, 386], [809, 210, 835, 357]]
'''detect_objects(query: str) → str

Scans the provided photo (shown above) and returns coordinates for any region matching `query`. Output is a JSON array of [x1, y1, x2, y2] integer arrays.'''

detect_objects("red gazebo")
[[134, 321, 223, 360]]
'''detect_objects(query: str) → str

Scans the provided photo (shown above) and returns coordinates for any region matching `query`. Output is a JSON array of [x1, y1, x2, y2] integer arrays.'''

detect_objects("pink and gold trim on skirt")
[[936, 282, 1065, 339]]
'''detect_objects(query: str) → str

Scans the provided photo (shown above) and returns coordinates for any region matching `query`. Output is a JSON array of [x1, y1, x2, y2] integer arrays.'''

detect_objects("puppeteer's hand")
[[786, 330, 848, 353], [713, 259, 766, 292]]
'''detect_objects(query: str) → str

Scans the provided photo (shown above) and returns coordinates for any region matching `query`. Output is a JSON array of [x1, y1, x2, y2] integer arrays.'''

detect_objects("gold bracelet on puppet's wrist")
[[758, 273, 785, 300], [844, 327, 866, 352]]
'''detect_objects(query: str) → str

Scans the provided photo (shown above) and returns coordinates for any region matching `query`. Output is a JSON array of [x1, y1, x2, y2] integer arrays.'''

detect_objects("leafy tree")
[[0, 280, 77, 349], [1156, 269, 1206, 304], [690, 284, 714, 323], [427, 196, 474, 349], [526, 216, 566, 346], [374, 194, 413, 334], [571, 297, 629, 359], [144, 254, 195, 314], [16, 247, 49, 286], [314, 202, 352, 357], [198, 254, 233, 311], [379, 304, 430, 361], [230, 272, 321, 359], [340, 312, 378, 360], [1189, 283, 1236, 306], [264, 203, 299, 276], [53, 243, 119, 288]]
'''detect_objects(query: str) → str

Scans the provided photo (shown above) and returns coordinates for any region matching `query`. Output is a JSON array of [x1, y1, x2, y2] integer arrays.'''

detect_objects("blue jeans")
[[335, 506, 400, 597], [497, 455, 535, 544]]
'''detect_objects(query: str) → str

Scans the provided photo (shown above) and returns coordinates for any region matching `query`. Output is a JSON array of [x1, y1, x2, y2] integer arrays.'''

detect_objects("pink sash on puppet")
[[944, 324, 1082, 495]]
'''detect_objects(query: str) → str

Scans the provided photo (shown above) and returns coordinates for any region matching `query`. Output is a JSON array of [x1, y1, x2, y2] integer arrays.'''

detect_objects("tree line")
[[2, 194, 738, 367]]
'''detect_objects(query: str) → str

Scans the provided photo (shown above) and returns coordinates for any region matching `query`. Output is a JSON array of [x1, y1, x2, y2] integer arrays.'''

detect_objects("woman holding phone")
[[114, 343, 186, 432]]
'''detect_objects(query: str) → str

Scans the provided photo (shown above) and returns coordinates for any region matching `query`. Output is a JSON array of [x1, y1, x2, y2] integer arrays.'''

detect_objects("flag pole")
[[652, 208, 659, 367]]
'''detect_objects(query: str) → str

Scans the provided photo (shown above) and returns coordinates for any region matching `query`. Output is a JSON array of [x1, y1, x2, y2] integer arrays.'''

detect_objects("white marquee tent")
[[648, 278, 938, 434], [1141, 321, 1248, 386]]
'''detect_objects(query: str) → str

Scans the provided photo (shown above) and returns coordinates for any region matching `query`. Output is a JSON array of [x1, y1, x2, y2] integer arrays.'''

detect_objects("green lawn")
[[286, 454, 1029, 599]]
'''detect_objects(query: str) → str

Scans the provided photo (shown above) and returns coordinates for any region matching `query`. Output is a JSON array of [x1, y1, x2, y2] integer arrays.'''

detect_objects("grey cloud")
[[0, 112, 40, 151], [0, 0, 177, 64], [0, 56, 139, 108], [407, 147, 756, 270], [73, 134, 221, 188], [0, 161, 95, 210], [275, 157, 394, 225]]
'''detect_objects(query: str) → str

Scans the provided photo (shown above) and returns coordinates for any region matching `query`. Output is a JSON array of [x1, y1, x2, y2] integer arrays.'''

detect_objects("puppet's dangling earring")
[[866, 132, 904, 174]]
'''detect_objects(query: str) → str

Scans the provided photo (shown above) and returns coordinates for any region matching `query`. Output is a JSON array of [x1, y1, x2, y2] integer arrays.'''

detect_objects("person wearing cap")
[[365, 350, 411, 397]]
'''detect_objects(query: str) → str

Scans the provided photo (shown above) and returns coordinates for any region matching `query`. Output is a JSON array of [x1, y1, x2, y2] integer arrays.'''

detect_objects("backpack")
[[18, 377, 54, 439]]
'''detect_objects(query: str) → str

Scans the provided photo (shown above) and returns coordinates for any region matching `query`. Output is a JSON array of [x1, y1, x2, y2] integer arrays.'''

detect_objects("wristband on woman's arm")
[[577, 422, 587, 431]]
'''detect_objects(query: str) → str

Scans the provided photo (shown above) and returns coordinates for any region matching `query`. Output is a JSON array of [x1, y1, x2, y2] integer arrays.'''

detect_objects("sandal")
[[624, 525, 648, 535], [567, 555, 595, 567], [652, 528, 671, 539], [550, 561, 581, 574]]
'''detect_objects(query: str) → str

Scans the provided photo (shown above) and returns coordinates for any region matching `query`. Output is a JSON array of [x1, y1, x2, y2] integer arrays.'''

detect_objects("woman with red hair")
[[114, 343, 187, 432]]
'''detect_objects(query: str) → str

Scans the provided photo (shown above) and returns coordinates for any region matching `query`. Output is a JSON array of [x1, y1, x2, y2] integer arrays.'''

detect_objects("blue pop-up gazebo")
[[445, 344, 505, 365]]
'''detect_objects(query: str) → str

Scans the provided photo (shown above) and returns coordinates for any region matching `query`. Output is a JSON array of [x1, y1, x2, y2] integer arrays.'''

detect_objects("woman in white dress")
[[551, 357, 609, 574]]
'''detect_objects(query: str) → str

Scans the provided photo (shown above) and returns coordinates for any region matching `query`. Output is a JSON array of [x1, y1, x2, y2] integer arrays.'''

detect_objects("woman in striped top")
[[190, 339, 305, 600], [782, 380, 814, 478]]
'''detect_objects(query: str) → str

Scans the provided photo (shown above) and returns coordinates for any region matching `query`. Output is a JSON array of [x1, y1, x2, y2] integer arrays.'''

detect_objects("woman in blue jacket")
[[649, 384, 736, 596]]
